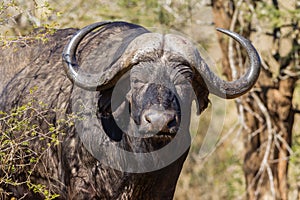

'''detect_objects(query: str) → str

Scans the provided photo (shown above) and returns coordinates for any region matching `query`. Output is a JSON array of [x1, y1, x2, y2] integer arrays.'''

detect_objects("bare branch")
[[266, 164, 276, 198], [228, 0, 243, 80]]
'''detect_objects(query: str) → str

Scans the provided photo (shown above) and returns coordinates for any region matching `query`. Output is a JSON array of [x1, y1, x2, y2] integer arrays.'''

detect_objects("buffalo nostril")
[[167, 117, 177, 128], [143, 111, 177, 133], [145, 115, 152, 124], [144, 113, 161, 125]]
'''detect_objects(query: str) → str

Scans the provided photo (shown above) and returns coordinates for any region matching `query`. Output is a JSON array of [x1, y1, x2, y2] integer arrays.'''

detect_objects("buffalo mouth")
[[148, 130, 178, 145], [155, 128, 178, 138], [152, 132, 176, 139], [140, 132, 176, 151], [152, 132, 175, 140], [137, 125, 179, 139]]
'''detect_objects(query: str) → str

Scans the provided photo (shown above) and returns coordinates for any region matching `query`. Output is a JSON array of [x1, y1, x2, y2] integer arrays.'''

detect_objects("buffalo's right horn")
[[62, 21, 113, 90], [62, 21, 150, 91]]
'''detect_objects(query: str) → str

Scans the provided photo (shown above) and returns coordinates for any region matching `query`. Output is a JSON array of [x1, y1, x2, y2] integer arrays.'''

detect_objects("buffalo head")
[[62, 21, 260, 172]]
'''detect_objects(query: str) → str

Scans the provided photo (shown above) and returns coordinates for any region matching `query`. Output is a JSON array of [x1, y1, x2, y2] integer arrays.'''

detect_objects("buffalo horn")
[[62, 21, 113, 90], [196, 28, 261, 99]]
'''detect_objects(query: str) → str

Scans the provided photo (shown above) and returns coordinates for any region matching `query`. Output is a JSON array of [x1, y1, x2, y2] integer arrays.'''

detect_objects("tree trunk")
[[212, 0, 299, 199]]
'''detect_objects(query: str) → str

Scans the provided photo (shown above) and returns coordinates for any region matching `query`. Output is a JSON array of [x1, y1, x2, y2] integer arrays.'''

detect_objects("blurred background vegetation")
[[0, 0, 299, 199]]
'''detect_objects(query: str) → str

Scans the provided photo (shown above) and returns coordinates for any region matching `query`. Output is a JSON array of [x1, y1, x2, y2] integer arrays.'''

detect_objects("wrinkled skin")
[[129, 60, 192, 134], [0, 21, 260, 199], [0, 23, 208, 199]]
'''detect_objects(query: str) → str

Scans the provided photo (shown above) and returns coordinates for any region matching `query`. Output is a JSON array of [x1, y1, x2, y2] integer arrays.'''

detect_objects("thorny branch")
[[0, 100, 75, 199]]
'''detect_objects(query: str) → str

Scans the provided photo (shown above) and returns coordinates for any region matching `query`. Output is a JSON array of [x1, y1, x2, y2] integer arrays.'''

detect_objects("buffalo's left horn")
[[196, 28, 261, 99]]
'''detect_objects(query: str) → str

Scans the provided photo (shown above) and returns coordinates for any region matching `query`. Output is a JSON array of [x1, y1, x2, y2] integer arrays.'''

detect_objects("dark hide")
[[0, 22, 209, 199]]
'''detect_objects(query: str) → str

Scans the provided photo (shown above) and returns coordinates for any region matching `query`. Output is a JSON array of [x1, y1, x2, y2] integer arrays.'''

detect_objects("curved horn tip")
[[209, 27, 261, 99], [216, 28, 248, 41], [216, 27, 230, 35]]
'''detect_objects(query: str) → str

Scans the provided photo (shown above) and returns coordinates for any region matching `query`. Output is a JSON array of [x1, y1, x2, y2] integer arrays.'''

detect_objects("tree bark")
[[212, 0, 299, 199]]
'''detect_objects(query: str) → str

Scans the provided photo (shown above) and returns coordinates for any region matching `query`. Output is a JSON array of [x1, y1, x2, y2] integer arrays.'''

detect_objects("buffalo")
[[0, 21, 260, 199]]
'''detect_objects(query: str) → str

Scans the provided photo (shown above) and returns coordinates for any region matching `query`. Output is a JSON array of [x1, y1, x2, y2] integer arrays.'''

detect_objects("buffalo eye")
[[172, 64, 193, 86]]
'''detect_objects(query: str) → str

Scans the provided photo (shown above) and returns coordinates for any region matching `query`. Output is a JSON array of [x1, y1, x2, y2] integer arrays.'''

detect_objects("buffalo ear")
[[192, 74, 210, 115], [98, 88, 114, 114], [97, 73, 131, 142]]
